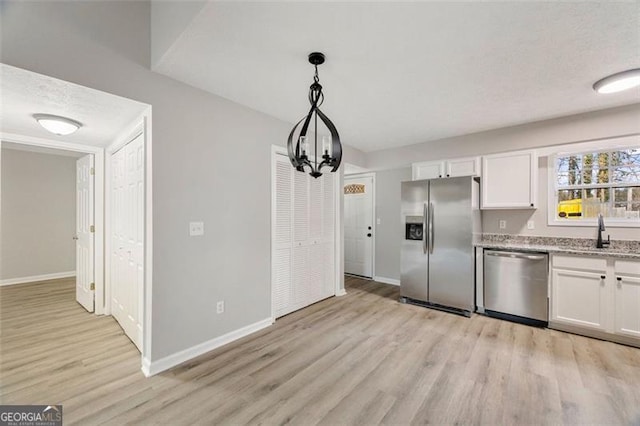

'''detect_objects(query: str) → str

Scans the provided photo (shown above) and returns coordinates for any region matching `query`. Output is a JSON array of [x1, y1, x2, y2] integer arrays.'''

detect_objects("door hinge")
[[90, 282, 95, 291], [90, 167, 95, 175], [90, 225, 95, 233]]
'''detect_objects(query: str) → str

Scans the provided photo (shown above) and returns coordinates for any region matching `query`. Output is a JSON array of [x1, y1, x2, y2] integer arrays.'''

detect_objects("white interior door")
[[111, 133, 144, 350], [76, 154, 95, 312], [344, 175, 374, 278]]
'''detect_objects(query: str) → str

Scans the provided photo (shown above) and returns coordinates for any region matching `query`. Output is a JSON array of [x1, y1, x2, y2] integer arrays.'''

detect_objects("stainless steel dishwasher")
[[483, 249, 549, 326]]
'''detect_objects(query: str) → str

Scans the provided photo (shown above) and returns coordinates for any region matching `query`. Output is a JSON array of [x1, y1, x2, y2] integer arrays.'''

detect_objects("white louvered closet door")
[[292, 168, 311, 310], [272, 155, 293, 317], [272, 153, 336, 318], [321, 172, 336, 296]]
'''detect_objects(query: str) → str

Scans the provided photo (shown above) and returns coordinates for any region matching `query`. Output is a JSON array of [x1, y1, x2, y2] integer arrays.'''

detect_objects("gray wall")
[[374, 167, 411, 281], [366, 104, 640, 171], [150, 1, 206, 67], [0, 1, 324, 361], [1, 149, 76, 280], [365, 104, 640, 244], [482, 155, 640, 240], [372, 157, 640, 282]]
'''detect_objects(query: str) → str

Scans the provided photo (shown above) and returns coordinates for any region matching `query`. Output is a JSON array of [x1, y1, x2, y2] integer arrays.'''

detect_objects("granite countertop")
[[476, 234, 640, 260]]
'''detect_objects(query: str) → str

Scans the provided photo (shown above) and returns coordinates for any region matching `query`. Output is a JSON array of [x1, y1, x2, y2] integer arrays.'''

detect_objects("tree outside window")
[[556, 149, 640, 221]]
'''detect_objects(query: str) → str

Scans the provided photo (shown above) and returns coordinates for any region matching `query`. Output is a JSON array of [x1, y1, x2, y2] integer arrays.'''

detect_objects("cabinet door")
[[481, 150, 537, 209], [551, 268, 609, 331], [412, 161, 444, 180], [446, 157, 480, 178], [614, 274, 640, 338]]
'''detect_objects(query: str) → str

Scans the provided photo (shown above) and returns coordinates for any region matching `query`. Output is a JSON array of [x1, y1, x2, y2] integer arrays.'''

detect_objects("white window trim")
[[547, 143, 640, 228]]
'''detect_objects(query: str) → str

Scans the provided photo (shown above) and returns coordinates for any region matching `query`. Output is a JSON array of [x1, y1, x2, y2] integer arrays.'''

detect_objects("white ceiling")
[[153, 1, 640, 153], [0, 64, 149, 148]]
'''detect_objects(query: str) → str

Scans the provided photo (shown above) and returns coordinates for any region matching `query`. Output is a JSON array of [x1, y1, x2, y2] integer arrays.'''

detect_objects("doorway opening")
[[0, 63, 152, 370], [343, 172, 376, 279]]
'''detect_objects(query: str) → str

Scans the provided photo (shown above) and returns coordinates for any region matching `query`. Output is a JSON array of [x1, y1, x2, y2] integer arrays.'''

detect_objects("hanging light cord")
[[309, 65, 324, 173]]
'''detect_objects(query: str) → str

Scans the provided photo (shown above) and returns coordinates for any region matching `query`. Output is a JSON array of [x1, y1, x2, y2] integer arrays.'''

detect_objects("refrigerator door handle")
[[429, 201, 434, 254], [422, 203, 428, 254]]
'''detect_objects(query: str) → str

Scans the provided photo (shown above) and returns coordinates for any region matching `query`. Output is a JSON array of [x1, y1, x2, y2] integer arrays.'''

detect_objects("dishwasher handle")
[[484, 250, 546, 261]]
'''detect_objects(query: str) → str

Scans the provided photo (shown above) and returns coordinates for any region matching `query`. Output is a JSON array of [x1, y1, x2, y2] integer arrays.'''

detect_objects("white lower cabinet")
[[551, 254, 640, 344], [551, 268, 609, 331], [614, 260, 640, 338]]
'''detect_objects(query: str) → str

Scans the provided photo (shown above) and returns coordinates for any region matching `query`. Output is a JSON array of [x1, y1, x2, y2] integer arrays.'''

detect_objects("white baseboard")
[[0, 271, 75, 286], [336, 288, 347, 296], [374, 276, 400, 286], [141, 317, 273, 377], [141, 357, 152, 377]]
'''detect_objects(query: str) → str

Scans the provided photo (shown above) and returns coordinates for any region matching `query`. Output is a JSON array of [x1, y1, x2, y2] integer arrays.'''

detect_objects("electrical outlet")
[[527, 220, 535, 230], [376, 218, 381, 225], [189, 221, 204, 236], [499, 220, 507, 229], [216, 301, 224, 314]]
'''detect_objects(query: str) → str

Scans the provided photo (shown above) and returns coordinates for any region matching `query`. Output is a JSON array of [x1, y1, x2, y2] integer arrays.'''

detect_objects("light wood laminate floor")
[[2, 276, 640, 425]]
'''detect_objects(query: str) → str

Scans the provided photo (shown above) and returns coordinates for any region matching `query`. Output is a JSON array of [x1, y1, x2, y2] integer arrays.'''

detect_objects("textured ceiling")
[[0, 64, 148, 147], [153, 1, 640, 152]]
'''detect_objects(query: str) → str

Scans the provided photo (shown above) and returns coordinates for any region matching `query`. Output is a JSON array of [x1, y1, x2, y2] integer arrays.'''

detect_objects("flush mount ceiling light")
[[593, 69, 640, 94], [33, 114, 82, 135], [287, 52, 342, 178]]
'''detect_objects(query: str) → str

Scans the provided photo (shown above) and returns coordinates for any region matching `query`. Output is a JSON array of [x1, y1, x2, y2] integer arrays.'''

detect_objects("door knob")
[[367, 233, 372, 237]]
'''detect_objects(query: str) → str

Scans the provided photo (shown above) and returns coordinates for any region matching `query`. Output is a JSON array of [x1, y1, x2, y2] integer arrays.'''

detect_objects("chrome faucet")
[[596, 214, 610, 249]]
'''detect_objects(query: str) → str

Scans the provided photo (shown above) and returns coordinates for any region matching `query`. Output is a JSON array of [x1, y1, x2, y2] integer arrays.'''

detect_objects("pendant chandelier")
[[287, 52, 342, 178]]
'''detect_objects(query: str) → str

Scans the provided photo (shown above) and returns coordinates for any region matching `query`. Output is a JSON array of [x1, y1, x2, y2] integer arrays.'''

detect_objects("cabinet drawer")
[[615, 260, 640, 276], [552, 254, 607, 272]]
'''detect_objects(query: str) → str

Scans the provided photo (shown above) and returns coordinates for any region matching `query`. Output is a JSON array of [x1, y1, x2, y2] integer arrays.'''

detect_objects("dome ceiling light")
[[593, 69, 640, 94], [34, 114, 82, 135]]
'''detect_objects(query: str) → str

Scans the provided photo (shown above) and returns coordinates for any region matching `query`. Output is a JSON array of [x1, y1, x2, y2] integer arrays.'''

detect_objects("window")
[[553, 148, 640, 225]]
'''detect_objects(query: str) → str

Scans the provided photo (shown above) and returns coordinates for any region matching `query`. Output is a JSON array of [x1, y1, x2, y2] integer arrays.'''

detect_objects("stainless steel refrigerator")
[[400, 176, 481, 316]]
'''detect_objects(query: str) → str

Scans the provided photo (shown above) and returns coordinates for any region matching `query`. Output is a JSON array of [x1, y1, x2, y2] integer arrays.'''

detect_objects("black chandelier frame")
[[287, 52, 342, 178]]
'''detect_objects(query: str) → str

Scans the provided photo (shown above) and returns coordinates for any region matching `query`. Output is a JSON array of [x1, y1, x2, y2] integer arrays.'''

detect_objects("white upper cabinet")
[[446, 156, 481, 178], [481, 150, 537, 209], [412, 160, 445, 180], [412, 156, 480, 180]]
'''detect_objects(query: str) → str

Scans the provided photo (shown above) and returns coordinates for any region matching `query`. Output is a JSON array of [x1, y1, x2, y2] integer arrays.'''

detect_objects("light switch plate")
[[527, 220, 535, 230], [376, 218, 381, 225], [189, 221, 204, 236]]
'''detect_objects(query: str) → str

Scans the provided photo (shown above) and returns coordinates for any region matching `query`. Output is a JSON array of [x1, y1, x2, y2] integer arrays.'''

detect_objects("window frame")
[[548, 146, 640, 228]]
